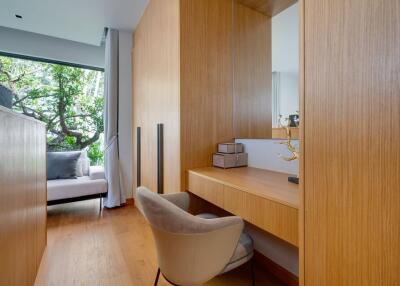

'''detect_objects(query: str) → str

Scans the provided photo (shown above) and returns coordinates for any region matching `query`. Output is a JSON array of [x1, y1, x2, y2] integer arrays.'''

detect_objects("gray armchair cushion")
[[222, 232, 254, 273], [161, 192, 190, 211], [47, 151, 81, 180], [197, 213, 254, 273]]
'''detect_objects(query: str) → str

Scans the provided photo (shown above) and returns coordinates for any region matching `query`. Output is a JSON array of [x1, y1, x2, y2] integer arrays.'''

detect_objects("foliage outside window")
[[0, 55, 104, 165]]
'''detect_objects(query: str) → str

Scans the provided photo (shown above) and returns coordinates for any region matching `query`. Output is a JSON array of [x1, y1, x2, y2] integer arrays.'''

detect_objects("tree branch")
[[12, 94, 48, 106]]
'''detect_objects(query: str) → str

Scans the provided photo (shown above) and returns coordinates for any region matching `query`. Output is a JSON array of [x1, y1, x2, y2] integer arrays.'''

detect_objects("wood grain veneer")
[[237, 0, 297, 16], [298, 0, 305, 284], [188, 167, 299, 246], [189, 167, 299, 208], [272, 127, 299, 139], [180, 0, 235, 190], [223, 185, 298, 246], [303, 0, 400, 285], [132, 0, 181, 194], [188, 172, 224, 208], [0, 107, 46, 286], [132, 0, 277, 195], [233, 3, 272, 139]]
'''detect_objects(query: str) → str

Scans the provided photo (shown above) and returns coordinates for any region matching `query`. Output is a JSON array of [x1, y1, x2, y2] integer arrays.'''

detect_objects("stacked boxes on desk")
[[213, 143, 248, 169]]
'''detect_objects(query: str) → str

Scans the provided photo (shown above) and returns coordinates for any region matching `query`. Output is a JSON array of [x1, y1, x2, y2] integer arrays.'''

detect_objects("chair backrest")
[[136, 187, 244, 285]]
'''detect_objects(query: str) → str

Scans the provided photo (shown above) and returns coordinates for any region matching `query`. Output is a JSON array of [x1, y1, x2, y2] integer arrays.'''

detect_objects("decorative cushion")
[[47, 151, 81, 180], [81, 151, 90, 176], [76, 156, 84, 177], [0, 86, 13, 109], [76, 151, 90, 177], [89, 166, 105, 180]]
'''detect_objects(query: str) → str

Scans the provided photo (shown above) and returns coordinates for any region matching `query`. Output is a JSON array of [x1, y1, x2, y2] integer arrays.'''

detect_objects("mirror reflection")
[[271, 4, 299, 128]]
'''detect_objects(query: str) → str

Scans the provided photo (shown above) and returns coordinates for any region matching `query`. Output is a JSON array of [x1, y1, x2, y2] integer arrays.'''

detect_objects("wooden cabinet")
[[237, 0, 297, 16], [233, 2, 272, 139], [223, 185, 298, 246], [301, 0, 400, 285], [132, 0, 181, 194], [133, 0, 275, 193], [0, 107, 47, 286]]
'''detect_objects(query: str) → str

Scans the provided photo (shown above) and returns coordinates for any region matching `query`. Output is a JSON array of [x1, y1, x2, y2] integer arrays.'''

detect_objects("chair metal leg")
[[154, 268, 161, 286], [99, 194, 103, 213], [251, 259, 256, 286]]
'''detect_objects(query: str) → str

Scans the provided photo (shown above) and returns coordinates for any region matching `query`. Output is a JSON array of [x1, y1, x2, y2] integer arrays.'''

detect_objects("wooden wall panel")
[[0, 107, 46, 286], [35, 123, 47, 270], [132, 0, 181, 194], [233, 3, 272, 139], [298, 0, 305, 284], [237, 0, 297, 16], [303, 0, 400, 285], [180, 0, 234, 189]]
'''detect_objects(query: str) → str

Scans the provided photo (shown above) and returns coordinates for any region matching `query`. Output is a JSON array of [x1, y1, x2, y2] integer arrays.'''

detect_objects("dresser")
[[188, 167, 299, 246]]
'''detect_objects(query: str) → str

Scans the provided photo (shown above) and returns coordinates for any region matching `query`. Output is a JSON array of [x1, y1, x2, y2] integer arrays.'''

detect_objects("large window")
[[0, 55, 104, 165]]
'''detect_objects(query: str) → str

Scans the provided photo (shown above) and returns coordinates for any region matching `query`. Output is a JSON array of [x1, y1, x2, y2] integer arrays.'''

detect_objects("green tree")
[[0, 56, 104, 164]]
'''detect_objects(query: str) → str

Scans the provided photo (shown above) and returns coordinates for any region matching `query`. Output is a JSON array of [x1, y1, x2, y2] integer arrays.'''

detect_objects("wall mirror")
[[232, 0, 299, 139], [271, 3, 299, 133]]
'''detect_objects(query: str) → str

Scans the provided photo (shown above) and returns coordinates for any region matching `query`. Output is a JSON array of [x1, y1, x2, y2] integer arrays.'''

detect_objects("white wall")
[[0, 26, 105, 68], [272, 4, 299, 73], [278, 72, 299, 119], [236, 139, 299, 175], [118, 31, 133, 198], [272, 3, 299, 122]]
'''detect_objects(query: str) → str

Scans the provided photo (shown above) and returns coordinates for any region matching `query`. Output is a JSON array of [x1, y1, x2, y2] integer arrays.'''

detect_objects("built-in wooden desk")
[[187, 167, 299, 246]]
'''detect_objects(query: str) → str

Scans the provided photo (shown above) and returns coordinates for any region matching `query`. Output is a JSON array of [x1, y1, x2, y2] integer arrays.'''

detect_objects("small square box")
[[213, 152, 248, 169], [217, 143, 244, 154]]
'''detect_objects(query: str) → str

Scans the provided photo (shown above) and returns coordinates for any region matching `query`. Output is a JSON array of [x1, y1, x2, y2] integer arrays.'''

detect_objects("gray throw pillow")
[[0, 85, 13, 109], [47, 151, 81, 180]]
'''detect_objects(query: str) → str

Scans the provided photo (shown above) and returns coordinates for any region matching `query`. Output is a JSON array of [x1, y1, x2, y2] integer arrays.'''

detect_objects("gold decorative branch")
[[277, 115, 299, 162]]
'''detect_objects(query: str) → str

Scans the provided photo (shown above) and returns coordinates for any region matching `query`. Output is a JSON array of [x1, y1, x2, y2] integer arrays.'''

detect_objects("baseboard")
[[254, 250, 298, 286], [126, 198, 135, 205]]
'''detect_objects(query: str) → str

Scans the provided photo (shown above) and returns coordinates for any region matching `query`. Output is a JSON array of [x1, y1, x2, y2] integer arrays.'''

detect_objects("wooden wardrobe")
[[132, 0, 275, 194], [300, 0, 400, 285]]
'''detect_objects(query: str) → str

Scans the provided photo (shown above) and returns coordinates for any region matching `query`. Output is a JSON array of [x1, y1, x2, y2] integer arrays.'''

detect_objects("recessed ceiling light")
[[15, 14, 23, 19]]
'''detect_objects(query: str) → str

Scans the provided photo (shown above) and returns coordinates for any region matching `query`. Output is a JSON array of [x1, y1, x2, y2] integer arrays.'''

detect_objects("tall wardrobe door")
[[303, 0, 400, 285]]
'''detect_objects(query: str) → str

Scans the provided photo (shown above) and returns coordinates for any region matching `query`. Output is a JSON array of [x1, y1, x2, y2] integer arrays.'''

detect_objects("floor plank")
[[35, 200, 284, 286]]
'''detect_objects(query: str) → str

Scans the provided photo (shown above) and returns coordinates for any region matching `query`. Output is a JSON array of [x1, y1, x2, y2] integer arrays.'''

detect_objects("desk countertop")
[[188, 167, 299, 209]]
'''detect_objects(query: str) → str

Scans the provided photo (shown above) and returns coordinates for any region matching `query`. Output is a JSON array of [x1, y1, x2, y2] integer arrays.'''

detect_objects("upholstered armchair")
[[136, 187, 254, 286]]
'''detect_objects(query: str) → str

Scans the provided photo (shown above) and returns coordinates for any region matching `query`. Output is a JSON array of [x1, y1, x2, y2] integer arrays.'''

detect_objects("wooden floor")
[[35, 199, 284, 286]]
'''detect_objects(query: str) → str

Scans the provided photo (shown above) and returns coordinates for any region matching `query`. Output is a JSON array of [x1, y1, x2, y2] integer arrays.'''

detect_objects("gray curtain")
[[104, 29, 125, 208]]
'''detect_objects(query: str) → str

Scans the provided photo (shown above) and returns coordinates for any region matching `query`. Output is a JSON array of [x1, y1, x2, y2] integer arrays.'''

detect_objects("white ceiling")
[[0, 0, 149, 46]]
